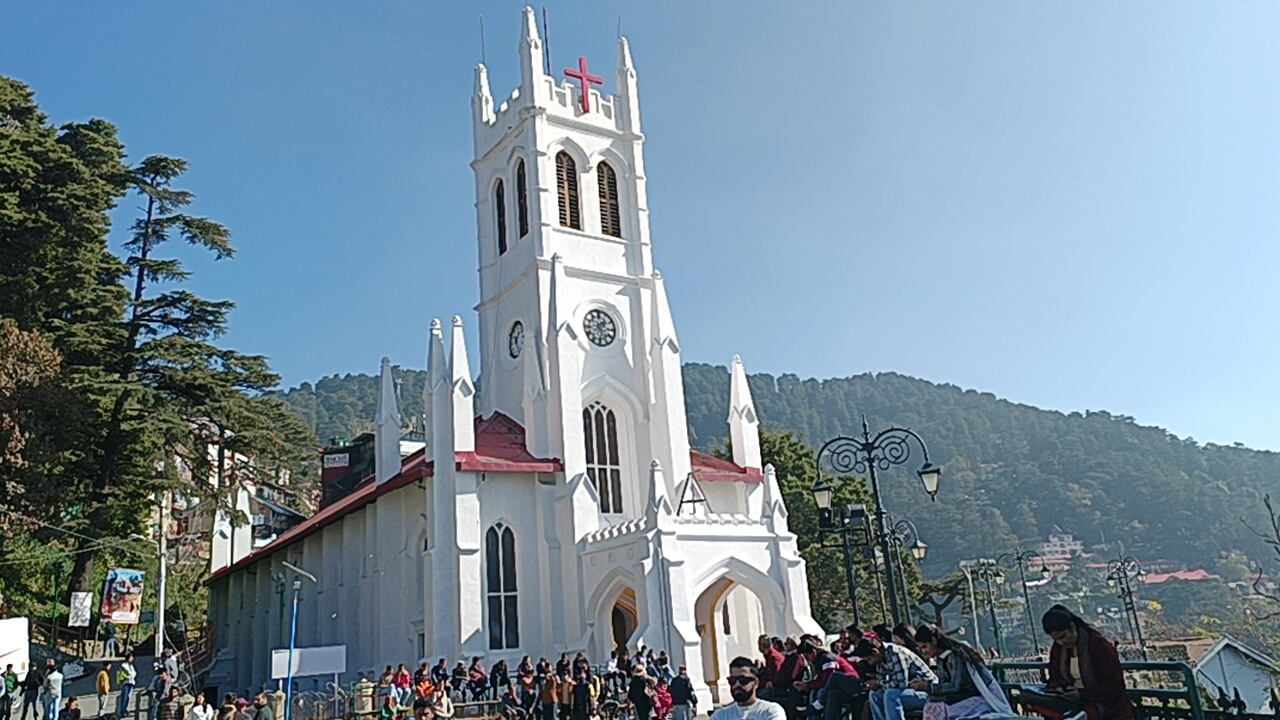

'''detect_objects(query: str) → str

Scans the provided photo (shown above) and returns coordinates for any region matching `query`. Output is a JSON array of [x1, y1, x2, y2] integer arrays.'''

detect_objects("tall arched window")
[[494, 179, 508, 255], [597, 162, 621, 238], [516, 159, 529, 237], [486, 523, 519, 649], [556, 151, 581, 230], [583, 402, 623, 513]]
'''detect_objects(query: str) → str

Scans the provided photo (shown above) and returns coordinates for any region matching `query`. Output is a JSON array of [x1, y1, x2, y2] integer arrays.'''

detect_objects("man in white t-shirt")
[[709, 657, 786, 720]]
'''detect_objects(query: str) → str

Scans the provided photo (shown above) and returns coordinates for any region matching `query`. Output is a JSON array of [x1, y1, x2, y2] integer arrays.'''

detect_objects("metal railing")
[[991, 660, 1206, 720]]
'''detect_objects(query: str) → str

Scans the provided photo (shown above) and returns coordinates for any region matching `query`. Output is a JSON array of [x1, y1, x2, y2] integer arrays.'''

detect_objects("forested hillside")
[[280, 363, 1280, 575]]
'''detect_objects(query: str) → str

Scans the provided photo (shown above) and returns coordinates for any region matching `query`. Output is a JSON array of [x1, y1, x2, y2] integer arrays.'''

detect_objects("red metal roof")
[[208, 413, 561, 582], [689, 450, 763, 483], [459, 413, 564, 473]]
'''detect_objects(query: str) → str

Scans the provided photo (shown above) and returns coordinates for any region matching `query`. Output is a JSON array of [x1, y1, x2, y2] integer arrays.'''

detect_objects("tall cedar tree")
[[0, 76, 313, 608], [67, 156, 315, 594]]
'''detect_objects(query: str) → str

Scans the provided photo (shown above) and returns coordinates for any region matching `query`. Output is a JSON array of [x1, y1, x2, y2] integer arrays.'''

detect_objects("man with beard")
[[710, 658, 786, 720]]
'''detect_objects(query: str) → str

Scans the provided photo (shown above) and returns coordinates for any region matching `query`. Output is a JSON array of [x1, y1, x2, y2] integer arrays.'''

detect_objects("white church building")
[[207, 9, 822, 703]]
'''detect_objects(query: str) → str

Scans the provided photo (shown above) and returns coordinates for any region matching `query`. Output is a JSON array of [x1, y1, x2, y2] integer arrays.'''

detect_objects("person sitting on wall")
[[1039, 605, 1134, 720]]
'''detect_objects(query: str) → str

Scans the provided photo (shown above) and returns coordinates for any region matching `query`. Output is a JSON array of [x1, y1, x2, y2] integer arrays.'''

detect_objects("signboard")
[[323, 453, 349, 469], [270, 645, 347, 679], [68, 592, 93, 628], [100, 568, 145, 625], [0, 618, 29, 677]]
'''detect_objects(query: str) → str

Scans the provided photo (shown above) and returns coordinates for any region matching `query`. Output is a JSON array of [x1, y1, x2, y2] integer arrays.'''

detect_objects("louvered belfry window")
[[583, 402, 623, 514], [597, 162, 621, 237], [556, 151, 581, 230], [494, 179, 508, 255], [516, 159, 529, 237]]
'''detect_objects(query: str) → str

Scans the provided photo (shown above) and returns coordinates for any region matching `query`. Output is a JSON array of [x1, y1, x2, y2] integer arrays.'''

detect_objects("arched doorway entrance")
[[611, 588, 638, 651], [694, 578, 767, 703]]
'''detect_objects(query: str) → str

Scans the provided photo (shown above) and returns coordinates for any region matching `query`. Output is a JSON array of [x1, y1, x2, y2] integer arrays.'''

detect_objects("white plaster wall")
[[1199, 648, 1278, 713]]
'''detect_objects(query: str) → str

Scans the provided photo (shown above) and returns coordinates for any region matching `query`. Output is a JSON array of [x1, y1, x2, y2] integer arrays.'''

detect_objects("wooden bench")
[[991, 660, 1206, 720]]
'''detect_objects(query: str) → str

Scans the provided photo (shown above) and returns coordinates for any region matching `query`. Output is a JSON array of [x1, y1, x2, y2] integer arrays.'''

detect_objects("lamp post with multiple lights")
[[1107, 554, 1147, 659], [809, 482, 871, 627], [960, 559, 1006, 656], [814, 416, 940, 625], [997, 547, 1052, 656], [886, 516, 928, 623]]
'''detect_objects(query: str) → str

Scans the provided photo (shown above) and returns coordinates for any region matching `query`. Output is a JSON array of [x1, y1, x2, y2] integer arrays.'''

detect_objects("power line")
[[0, 507, 153, 558]]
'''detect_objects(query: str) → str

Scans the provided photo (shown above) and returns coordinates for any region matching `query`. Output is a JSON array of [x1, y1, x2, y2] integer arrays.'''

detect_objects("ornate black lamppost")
[[997, 547, 1051, 656], [809, 487, 871, 626], [814, 416, 941, 625], [961, 559, 1006, 656], [1107, 554, 1147, 659], [886, 516, 928, 624]]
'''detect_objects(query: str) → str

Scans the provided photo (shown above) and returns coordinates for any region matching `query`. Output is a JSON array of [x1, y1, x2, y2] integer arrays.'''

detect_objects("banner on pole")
[[101, 568, 145, 625], [68, 592, 93, 627]]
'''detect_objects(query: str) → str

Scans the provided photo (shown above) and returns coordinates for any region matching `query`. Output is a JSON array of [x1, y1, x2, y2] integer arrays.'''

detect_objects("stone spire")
[[647, 459, 675, 528], [616, 36, 641, 132], [375, 357, 402, 484], [473, 64, 494, 126], [449, 316, 476, 453], [762, 463, 789, 533], [424, 318, 446, 456], [518, 6, 544, 99], [728, 354, 762, 470], [647, 270, 691, 485]]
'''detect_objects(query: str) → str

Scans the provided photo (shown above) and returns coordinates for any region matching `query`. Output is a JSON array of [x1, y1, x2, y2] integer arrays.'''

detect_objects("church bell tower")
[[471, 8, 690, 522]]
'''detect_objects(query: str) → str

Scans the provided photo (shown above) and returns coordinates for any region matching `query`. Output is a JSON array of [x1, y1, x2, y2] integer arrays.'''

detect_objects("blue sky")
[[5, 2, 1280, 449]]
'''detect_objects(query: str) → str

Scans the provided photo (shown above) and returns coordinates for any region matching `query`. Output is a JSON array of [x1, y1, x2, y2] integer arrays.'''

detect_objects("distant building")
[[1038, 528, 1084, 570], [1148, 636, 1280, 712], [1142, 568, 1217, 585]]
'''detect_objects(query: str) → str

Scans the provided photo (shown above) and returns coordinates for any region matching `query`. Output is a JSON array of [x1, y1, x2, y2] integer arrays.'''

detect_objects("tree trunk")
[[70, 542, 96, 595]]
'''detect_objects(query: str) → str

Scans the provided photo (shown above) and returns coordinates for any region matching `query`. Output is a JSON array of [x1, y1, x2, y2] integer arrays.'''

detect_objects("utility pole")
[[155, 489, 168, 658]]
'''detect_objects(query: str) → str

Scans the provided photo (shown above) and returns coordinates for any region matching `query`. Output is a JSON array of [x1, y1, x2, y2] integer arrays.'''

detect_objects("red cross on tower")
[[563, 55, 603, 113]]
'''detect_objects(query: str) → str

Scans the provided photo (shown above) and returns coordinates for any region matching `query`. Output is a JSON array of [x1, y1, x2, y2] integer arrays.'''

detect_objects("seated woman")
[[1041, 605, 1134, 720], [910, 625, 1012, 720], [468, 658, 490, 702]]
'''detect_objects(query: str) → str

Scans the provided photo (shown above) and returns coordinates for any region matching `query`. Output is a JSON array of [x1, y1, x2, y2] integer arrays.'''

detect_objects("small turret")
[[728, 355, 762, 470], [616, 37, 641, 133], [517, 6, 544, 99], [375, 357, 402, 484], [647, 459, 675, 528], [450, 316, 476, 453], [473, 64, 495, 126], [425, 318, 446, 457]]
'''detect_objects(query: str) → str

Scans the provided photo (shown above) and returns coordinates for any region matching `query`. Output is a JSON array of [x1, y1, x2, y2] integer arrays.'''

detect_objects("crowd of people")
[[738, 605, 1133, 720], [0, 649, 189, 720], [372, 647, 699, 720], [8, 605, 1136, 720]]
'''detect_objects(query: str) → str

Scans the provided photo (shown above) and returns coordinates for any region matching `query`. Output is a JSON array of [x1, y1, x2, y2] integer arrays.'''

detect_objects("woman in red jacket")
[[1041, 605, 1134, 720]]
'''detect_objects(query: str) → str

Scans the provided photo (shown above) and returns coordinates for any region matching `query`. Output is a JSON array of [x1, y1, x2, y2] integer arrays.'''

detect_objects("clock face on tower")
[[582, 309, 617, 347], [508, 321, 524, 359]]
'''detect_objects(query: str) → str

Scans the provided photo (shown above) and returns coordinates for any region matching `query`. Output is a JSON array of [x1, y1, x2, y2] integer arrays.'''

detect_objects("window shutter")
[[597, 162, 621, 237], [556, 152, 581, 230]]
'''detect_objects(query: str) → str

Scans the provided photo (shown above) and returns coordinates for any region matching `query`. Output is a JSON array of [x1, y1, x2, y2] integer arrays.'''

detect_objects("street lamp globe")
[[911, 539, 928, 561], [917, 463, 942, 498], [995, 571, 1006, 586], [811, 480, 834, 511], [1040, 564, 1052, 581]]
